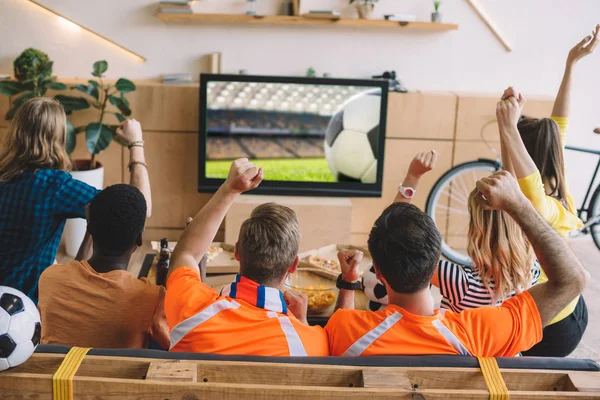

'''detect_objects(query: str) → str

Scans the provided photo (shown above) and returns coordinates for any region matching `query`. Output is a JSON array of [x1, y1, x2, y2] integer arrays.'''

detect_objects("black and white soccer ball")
[[362, 265, 389, 311], [325, 90, 381, 183], [0, 286, 41, 371]]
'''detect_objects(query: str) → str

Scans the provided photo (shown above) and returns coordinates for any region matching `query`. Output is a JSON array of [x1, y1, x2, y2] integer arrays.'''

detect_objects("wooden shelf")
[[156, 13, 459, 31]]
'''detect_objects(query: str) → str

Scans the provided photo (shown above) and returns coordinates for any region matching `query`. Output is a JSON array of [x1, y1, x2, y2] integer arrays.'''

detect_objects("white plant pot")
[[64, 161, 104, 257]]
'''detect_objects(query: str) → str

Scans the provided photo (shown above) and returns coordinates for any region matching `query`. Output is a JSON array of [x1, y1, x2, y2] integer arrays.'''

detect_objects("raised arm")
[[552, 25, 599, 119], [497, 93, 537, 179], [334, 249, 364, 310], [115, 119, 152, 218], [393, 150, 438, 204], [475, 171, 589, 327], [168, 159, 263, 279]]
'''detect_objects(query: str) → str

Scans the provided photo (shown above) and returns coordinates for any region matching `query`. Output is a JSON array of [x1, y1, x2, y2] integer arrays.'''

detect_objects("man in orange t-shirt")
[[326, 171, 589, 357], [165, 159, 328, 356]]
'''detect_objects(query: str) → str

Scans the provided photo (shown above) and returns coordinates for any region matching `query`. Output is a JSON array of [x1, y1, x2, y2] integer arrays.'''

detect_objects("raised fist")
[[337, 249, 363, 283], [475, 170, 527, 213], [407, 150, 438, 179], [115, 118, 143, 144], [224, 158, 264, 194]]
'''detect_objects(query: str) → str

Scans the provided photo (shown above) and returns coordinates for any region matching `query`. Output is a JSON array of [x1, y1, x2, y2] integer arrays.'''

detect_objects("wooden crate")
[[1, 353, 598, 399]]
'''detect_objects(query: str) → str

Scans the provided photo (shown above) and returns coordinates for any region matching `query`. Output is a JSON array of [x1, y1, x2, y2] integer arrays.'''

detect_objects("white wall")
[[1, 0, 599, 202]]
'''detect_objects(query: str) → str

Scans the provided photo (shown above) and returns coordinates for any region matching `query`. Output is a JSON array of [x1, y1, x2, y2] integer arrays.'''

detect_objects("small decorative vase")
[[431, 12, 442, 22], [357, 3, 375, 19]]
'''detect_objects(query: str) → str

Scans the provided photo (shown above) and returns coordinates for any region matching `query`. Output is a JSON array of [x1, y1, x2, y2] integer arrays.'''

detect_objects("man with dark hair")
[[38, 120, 169, 349], [165, 159, 329, 356], [325, 171, 589, 357]]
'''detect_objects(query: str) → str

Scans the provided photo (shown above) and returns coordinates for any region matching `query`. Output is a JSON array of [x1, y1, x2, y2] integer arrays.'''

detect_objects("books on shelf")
[[159, 8, 193, 13], [162, 73, 193, 84], [159, 0, 192, 13], [159, 0, 190, 5], [384, 14, 417, 22], [303, 10, 340, 20]]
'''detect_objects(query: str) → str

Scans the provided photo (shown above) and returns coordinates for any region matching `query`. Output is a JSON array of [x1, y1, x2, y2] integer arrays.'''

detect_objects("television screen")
[[198, 74, 388, 197]]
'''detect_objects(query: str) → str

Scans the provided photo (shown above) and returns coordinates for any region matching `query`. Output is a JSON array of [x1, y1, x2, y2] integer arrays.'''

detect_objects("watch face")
[[405, 188, 414, 197]]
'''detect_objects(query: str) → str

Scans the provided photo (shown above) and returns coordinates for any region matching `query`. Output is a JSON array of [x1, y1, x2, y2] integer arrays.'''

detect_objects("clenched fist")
[[407, 150, 438, 179], [223, 158, 264, 195], [496, 92, 525, 130], [337, 249, 363, 283], [284, 290, 308, 325], [115, 118, 143, 144], [475, 171, 528, 213]]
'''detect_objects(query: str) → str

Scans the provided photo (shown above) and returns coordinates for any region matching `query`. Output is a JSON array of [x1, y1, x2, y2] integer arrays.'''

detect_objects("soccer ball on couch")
[[0, 286, 41, 371], [325, 90, 381, 183]]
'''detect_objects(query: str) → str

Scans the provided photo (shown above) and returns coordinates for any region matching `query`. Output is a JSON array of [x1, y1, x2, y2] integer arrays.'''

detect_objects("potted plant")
[[350, 0, 378, 20], [0, 48, 88, 122], [432, 1, 442, 22], [61, 60, 136, 256]]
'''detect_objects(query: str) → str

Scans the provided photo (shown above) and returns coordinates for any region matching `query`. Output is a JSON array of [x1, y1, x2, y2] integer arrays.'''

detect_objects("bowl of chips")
[[285, 269, 339, 314]]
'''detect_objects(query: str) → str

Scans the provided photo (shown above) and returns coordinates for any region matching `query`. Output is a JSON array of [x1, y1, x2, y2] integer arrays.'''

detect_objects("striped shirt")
[[438, 259, 541, 313]]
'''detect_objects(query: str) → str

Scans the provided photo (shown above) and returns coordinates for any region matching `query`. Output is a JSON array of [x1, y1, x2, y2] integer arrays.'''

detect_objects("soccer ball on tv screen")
[[325, 91, 381, 183]]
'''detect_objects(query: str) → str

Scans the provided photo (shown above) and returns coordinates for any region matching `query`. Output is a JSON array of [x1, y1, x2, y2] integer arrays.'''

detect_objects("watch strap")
[[336, 274, 362, 290]]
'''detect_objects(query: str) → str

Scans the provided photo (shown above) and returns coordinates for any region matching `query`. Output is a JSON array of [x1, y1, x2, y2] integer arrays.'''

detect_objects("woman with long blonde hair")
[[432, 190, 540, 312], [0, 97, 152, 304], [0, 98, 100, 302]]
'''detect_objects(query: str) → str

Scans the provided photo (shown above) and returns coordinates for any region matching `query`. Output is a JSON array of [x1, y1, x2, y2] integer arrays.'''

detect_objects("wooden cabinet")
[[0, 82, 555, 248], [386, 92, 457, 140], [140, 131, 212, 229]]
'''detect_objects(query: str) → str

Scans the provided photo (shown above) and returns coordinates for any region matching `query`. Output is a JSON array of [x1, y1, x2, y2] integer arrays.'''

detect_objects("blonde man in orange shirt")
[[165, 159, 329, 356], [325, 171, 589, 357]]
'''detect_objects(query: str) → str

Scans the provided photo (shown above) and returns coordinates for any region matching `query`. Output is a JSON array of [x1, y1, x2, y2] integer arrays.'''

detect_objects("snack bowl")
[[285, 269, 339, 314]]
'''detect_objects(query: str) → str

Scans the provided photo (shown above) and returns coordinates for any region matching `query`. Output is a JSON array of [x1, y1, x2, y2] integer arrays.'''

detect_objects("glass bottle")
[[155, 238, 170, 287]]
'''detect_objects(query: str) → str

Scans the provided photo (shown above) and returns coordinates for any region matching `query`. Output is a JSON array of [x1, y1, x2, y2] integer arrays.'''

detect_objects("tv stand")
[[225, 195, 352, 252]]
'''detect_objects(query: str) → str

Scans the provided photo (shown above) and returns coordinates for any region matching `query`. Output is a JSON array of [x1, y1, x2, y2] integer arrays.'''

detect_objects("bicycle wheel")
[[425, 159, 501, 265], [589, 184, 600, 251]]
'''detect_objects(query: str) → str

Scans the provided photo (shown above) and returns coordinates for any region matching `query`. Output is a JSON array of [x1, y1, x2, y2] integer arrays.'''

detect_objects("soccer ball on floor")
[[362, 265, 388, 311], [0, 286, 41, 371], [325, 91, 381, 183]]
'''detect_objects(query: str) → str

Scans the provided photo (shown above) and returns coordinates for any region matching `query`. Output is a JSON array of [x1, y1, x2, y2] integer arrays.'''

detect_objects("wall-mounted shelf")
[[156, 13, 459, 31]]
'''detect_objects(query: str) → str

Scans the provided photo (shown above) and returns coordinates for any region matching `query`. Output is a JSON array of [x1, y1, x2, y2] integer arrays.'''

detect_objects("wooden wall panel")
[[128, 83, 199, 132], [0, 95, 9, 127], [140, 131, 212, 229], [225, 196, 352, 252], [350, 139, 454, 236], [454, 93, 553, 141], [453, 140, 500, 166], [386, 92, 456, 140]]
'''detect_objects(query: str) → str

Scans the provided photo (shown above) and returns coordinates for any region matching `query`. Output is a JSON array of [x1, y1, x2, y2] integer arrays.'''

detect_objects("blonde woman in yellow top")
[[497, 25, 598, 357]]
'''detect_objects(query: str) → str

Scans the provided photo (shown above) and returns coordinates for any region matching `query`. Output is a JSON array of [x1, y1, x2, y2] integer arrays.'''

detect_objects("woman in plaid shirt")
[[0, 97, 151, 303]]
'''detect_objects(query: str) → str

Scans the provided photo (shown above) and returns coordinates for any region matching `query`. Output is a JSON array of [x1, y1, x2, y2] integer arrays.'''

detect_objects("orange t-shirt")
[[38, 260, 169, 349], [165, 267, 329, 356], [325, 291, 542, 357]]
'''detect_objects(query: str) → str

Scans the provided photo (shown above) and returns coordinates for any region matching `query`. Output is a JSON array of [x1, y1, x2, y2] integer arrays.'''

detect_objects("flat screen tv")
[[198, 74, 388, 197]]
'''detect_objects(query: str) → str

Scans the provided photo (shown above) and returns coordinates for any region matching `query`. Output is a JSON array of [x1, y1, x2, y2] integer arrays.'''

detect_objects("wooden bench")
[[1, 346, 599, 399]]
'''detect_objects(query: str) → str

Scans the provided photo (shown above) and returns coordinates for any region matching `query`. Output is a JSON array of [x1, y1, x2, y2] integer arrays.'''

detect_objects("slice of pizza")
[[206, 246, 224, 263], [307, 255, 341, 273]]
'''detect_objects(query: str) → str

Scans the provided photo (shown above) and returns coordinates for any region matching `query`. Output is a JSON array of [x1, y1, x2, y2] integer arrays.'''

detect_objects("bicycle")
[[425, 125, 600, 266]]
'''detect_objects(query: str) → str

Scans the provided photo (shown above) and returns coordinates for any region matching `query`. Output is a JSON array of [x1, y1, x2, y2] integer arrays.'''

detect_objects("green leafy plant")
[[0, 48, 87, 120], [306, 67, 317, 77], [434, 1, 442, 12], [65, 60, 136, 170]]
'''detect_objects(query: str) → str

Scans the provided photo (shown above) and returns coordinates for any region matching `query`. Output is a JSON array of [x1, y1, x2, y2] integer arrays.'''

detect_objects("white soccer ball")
[[325, 91, 381, 183], [362, 264, 388, 311], [0, 286, 41, 371]]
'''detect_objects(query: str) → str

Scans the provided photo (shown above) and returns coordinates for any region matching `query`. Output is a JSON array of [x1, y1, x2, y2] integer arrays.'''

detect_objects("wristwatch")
[[336, 274, 362, 290], [398, 184, 416, 199]]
